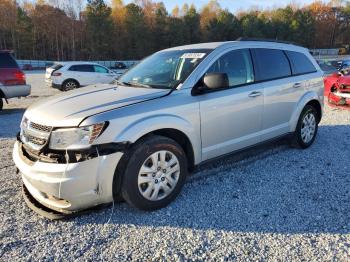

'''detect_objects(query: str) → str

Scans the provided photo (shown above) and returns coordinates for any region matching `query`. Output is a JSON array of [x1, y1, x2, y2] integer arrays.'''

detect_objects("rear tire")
[[291, 105, 319, 149], [0, 98, 3, 111], [62, 80, 79, 91], [121, 135, 188, 211]]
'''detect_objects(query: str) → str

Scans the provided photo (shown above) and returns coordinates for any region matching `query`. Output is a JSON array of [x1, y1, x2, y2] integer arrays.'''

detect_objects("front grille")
[[25, 134, 46, 146], [29, 122, 52, 133], [21, 118, 52, 151]]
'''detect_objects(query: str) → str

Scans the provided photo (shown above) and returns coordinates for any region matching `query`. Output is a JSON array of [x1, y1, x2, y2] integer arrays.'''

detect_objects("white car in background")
[[45, 62, 117, 91]]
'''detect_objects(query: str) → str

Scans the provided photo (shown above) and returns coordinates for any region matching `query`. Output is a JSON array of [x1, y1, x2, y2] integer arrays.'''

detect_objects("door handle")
[[293, 83, 302, 88], [248, 91, 262, 98]]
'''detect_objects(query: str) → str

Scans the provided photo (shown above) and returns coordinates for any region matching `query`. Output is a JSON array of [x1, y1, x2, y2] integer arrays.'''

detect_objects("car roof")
[[57, 61, 103, 66], [163, 40, 308, 53]]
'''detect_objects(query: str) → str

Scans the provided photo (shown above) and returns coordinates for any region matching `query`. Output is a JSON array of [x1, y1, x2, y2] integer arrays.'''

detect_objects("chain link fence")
[[17, 60, 139, 70]]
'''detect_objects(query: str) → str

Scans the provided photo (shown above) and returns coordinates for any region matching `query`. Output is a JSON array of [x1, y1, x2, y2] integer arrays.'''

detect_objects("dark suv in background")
[[0, 51, 31, 110]]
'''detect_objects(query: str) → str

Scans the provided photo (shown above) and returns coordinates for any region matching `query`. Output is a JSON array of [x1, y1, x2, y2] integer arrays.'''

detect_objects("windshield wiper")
[[124, 81, 152, 88], [113, 80, 131, 86]]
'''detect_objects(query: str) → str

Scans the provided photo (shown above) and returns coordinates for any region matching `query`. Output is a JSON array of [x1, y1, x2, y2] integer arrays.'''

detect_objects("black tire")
[[291, 105, 319, 149], [0, 98, 3, 111], [121, 135, 188, 211], [62, 80, 79, 91]]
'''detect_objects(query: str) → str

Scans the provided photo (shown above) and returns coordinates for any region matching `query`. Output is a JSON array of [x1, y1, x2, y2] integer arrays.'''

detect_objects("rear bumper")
[[45, 79, 61, 89], [0, 84, 31, 98]]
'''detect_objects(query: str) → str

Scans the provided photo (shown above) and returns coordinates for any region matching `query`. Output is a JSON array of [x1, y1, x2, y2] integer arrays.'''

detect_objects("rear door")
[[198, 49, 264, 161], [68, 64, 95, 86], [251, 48, 297, 141]]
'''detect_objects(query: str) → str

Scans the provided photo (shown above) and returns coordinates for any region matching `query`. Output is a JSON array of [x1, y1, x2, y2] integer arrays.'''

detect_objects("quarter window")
[[252, 49, 291, 81], [207, 49, 254, 87], [286, 51, 317, 75]]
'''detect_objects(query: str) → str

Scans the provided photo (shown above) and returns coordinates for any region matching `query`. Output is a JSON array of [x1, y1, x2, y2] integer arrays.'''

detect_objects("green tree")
[[206, 9, 241, 41], [86, 0, 113, 59], [240, 12, 268, 38], [183, 4, 200, 44], [123, 3, 147, 59], [16, 6, 34, 59]]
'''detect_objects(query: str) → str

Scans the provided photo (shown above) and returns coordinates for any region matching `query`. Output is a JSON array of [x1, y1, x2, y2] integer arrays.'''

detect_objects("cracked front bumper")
[[13, 141, 123, 214]]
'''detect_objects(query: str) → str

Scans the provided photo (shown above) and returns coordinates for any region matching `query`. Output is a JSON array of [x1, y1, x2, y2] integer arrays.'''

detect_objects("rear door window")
[[69, 64, 94, 72], [286, 51, 317, 75], [0, 53, 19, 69], [252, 49, 291, 81], [207, 49, 254, 87]]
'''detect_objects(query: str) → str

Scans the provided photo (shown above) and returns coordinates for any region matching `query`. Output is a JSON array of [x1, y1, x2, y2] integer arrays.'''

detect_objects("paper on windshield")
[[180, 53, 206, 59]]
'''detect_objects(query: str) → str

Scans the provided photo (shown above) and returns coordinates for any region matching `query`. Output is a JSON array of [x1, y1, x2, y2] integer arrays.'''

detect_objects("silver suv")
[[13, 40, 324, 216]]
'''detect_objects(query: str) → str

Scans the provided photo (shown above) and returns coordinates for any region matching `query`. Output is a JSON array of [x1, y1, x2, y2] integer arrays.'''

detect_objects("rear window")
[[252, 49, 291, 81], [286, 51, 317, 75], [0, 53, 19, 69], [50, 64, 63, 70], [69, 64, 94, 72]]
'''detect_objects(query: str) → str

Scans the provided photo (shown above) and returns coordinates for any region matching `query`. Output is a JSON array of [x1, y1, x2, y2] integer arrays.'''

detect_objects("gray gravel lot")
[[0, 72, 350, 260]]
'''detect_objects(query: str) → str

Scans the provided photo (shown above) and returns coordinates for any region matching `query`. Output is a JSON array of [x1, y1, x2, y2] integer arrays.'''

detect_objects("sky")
[[122, 0, 321, 13]]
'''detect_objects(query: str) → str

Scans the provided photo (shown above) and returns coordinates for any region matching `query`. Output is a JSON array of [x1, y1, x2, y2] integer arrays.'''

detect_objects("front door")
[[198, 49, 263, 161]]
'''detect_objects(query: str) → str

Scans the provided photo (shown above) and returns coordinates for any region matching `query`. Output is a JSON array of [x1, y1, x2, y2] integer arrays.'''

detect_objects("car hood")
[[24, 84, 169, 127]]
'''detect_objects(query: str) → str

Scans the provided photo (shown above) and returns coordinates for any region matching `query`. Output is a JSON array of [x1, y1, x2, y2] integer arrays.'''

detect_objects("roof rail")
[[236, 37, 300, 46]]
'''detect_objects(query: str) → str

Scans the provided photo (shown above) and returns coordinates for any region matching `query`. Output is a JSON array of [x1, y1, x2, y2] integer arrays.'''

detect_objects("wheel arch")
[[290, 91, 323, 132], [111, 127, 197, 202], [0, 88, 6, 98], [140, 128, 196, 171], [305, 100, 322, 123], [113, 115, 201, 169]]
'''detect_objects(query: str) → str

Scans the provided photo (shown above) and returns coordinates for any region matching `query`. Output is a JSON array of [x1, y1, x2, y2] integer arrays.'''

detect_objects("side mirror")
[[203, 73, 229, 90]]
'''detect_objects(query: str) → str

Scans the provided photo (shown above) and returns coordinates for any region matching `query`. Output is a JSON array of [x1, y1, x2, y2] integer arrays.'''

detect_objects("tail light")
[[52, 72, 62, 76], [14, 70, 26, 84], [3, 69, 26, 85]]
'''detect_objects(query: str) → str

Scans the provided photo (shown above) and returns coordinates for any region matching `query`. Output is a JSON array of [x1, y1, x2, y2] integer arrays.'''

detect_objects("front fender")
[[289, 91, 323, 132], [115, 114, 201, 164]]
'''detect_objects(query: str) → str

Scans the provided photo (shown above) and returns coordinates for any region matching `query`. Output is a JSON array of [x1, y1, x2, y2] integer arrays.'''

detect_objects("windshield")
[[118, 49, 211, 89]]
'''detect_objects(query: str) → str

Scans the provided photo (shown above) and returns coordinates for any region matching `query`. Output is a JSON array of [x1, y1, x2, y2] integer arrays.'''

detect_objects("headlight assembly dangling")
[[49, 122, 106, 150]]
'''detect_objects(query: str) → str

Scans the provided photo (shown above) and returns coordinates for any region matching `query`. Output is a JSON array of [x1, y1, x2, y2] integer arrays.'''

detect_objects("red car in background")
[[0, 50, 31, 110], [324, 66, 350, 109]]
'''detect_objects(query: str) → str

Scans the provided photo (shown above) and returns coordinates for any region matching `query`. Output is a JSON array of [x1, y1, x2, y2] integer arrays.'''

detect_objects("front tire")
[[291, 105, 319, 149], [122, 135, 188, 211]]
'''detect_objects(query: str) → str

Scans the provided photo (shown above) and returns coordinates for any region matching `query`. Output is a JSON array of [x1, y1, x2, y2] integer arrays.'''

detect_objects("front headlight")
[[49, 123, 106, 150]]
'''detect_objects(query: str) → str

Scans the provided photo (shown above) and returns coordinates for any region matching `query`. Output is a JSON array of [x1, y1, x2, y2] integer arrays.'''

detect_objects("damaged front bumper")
[[13, 141, 124, 216]]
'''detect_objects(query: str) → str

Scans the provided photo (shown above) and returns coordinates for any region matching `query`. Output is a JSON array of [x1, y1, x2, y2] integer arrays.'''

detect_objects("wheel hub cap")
[[301, 112, 316, 144], [138, 150, 180, 201], [138, 151, 180, 201]]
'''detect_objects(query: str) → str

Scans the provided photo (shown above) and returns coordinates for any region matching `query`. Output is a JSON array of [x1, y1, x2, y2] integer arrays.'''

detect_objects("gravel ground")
[[0, 72, 350, 261]]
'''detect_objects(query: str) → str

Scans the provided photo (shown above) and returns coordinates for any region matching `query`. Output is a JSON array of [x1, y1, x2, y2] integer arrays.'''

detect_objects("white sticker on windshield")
[[181, 53, 206, 59]]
